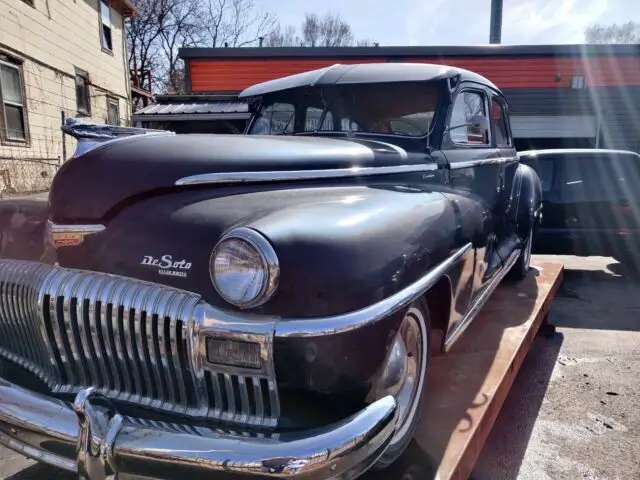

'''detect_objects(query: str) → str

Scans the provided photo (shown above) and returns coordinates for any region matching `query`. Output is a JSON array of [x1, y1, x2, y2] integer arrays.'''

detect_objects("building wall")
[[0, 0, 132, 196], [187, 56, 640, 93], [185, 52, 640, 153]]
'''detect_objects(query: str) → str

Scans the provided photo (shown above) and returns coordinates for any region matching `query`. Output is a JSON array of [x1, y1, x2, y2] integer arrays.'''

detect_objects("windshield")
[[248, 82, 440, 138]]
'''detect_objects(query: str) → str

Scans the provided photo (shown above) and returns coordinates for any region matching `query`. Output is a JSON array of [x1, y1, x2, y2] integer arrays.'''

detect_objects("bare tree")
[[265, 23, 299, 47], [127, 0, 276, 97], [267, 12, 373, 47], [157, 0, 202, 94], [199, 0, 277, 47], [585, 21, 640, 43]]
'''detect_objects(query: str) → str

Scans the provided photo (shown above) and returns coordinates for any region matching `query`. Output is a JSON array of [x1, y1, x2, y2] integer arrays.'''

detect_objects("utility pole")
[[489, 0, 503, 44]]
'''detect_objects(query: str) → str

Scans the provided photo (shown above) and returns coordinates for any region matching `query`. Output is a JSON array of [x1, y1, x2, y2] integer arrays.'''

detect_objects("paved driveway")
[[1, 255, 639, 479]]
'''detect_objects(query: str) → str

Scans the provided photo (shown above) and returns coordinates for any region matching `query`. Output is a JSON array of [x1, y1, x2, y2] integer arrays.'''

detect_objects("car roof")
[[238, 62, 498, 98], [518, 148, 640, 159]]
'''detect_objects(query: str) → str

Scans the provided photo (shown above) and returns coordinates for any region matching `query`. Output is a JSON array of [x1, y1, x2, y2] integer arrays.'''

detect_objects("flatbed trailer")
[[365, 260, 564, 480]]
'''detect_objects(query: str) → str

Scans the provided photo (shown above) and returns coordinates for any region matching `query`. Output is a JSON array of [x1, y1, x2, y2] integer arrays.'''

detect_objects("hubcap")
[[375, 305, 427, 447]]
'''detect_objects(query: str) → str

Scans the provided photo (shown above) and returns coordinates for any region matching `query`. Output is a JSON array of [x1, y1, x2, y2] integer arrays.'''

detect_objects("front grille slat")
[[75, 276, 99, 387], [99, 280, 119, 393], [0, 260, 280, 429], [136, 287, 157, 402], [61, 273, 88, 386], [49, 272, 77, 389], [223, 373, 236, 422], [111, 283, 132, 397], [88, 278, 110, 391], [156, 294, 177, 407], [167, 295, 189, 411], [252, 376, 264, 421], [122, 285, 143, 402]]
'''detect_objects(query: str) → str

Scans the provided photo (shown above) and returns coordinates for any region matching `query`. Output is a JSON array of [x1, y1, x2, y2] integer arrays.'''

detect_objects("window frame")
[[446, 86, 492, 148], [0, 56, 30, 145], [75, 70, 91, 116], [106, 96, 120, 125], [490, 95, 512, 148], [99, 0, 114, 54]]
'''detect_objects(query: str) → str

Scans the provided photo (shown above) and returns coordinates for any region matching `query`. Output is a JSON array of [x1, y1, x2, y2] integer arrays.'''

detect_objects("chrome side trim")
[[0, 378, 398, 479], [275, 242, 472, 338], [175, 164, 438, 186], [449, 156, 519, 170], [46, 221, 106, 235], [443, 247, 521, 351]]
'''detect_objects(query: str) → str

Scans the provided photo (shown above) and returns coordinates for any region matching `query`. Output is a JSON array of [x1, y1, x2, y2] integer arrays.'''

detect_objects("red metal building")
[[133, 44, 640, 152]]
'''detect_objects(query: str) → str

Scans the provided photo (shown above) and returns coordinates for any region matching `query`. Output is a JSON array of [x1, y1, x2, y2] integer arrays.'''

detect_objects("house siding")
[[0, 0, 132, 195]]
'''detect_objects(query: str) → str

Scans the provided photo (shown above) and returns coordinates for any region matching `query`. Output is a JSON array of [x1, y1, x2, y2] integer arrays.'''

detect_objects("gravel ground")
[[1, 255, 639, 479]]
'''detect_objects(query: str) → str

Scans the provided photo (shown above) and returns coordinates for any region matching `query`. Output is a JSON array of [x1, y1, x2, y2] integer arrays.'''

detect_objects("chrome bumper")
[[0, 377, 397, 479]]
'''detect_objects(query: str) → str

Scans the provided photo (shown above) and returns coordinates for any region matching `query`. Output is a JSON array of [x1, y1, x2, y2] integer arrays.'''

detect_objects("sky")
[[253, 0, 640, 46]]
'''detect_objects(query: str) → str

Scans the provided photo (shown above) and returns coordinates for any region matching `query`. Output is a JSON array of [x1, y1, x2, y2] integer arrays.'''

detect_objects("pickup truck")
[[0, 63, 542, 480]]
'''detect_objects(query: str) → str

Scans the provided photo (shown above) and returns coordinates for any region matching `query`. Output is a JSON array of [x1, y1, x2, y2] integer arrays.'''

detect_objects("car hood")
[[49, 134, 418, 221]]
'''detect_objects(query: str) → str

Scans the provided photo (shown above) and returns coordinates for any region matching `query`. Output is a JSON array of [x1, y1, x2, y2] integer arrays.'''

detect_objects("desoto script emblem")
[[141, 255, 192, 278]]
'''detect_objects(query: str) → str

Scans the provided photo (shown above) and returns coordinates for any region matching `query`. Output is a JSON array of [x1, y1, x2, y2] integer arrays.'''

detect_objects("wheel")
[[508, 225, 533, 281], [373, 298, 431, 469]]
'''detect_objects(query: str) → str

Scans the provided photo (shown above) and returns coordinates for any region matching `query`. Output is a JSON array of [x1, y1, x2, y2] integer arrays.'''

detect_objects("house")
[[134, 44, 640, 154], [0, 0, 138, 196]]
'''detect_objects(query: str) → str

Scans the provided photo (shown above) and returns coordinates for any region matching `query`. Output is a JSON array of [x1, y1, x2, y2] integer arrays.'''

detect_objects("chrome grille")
[[0, 260, 279, 428]]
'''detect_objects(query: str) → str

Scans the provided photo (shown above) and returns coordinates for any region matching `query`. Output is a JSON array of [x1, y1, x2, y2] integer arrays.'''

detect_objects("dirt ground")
[[1, 255, 639, 479]]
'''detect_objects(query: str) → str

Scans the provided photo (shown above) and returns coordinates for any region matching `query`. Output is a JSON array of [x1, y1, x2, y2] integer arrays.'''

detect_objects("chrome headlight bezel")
[[209, 227, 279, 309]]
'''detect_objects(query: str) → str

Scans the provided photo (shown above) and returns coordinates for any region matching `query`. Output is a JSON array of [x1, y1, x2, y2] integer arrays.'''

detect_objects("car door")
[[440, 85, 501, 328]]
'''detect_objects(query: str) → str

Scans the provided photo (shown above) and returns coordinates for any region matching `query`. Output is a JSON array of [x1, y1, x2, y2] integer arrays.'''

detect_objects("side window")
[[449, 90, 488, 145], [305, 106, 333, 132], [251, 102, 295, 134], [491, 97, 511, 147], [536, 158, 555, 193], [561, 156, 639, 202]]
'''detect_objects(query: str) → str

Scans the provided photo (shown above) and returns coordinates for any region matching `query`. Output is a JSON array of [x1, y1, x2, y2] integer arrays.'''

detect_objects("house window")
[[100, 0, 113, 52], [0, 59, 28, 142], [75, 72, 91, 115], [107, 97, 119, 125]]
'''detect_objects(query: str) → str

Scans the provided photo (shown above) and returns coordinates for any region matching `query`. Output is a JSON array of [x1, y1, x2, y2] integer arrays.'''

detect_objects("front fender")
[[508, 163, 542, 238], [249, 185, 459, 318]]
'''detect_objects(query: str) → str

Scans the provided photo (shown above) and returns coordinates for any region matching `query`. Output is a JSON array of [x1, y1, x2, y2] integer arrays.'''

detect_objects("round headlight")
[[210, 227, 279, 309]]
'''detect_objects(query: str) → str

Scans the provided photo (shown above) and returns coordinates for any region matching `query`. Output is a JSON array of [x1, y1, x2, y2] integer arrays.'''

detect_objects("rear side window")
[[560, 155, 640, 202], [491, 97, 511, 147]]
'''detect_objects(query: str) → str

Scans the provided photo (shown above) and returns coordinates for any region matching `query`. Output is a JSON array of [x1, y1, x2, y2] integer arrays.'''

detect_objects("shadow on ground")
[[471, 333, 564, 480]]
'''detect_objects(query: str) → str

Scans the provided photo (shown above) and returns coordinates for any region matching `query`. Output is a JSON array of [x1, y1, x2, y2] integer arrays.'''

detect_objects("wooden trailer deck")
[[365, 260, 564, 480]]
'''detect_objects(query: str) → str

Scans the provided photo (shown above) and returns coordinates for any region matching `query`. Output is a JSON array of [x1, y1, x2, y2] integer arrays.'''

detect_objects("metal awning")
[[132, 99, 250, 123]]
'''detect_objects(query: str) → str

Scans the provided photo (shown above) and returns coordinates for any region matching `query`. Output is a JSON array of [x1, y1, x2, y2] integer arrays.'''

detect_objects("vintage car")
[[0, 63, 542, 479]]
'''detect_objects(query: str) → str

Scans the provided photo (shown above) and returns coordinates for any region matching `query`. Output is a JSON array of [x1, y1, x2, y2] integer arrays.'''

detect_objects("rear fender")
[[508, 163, 542, 238]]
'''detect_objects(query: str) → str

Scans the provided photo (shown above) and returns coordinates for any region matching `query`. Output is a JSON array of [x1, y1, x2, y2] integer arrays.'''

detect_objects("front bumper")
[[0, 377, 397, 479]]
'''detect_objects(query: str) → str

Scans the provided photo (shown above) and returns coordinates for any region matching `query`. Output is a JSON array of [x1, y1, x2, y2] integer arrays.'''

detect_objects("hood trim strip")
[[175, 164, 438, 186]]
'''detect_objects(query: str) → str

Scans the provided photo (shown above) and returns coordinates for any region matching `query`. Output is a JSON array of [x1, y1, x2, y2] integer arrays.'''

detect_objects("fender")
[[507, 162, 543, 239]]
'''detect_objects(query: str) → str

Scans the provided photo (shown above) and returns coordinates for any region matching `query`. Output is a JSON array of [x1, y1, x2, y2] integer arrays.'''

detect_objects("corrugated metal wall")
[[504, 87, 640, 151], [189, 56, 640, 92]]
